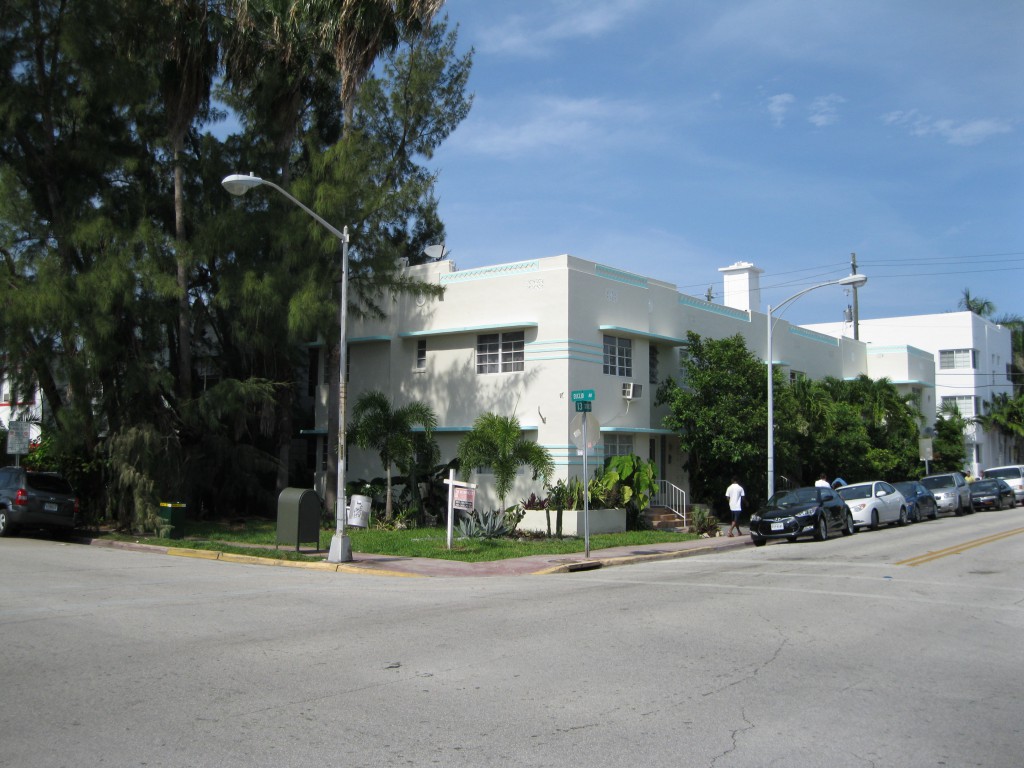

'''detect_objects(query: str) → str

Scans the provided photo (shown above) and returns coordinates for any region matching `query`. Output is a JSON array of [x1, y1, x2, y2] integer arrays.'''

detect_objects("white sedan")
[[836, 481, 908, 530]]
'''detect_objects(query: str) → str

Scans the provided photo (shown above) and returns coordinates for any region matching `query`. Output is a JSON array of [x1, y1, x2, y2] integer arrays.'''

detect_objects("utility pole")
[[850, 252, 860, 340]]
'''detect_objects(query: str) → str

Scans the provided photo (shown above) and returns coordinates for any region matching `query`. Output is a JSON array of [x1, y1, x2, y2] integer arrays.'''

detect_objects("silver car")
[[837, 481, 908, 530], [920, 472, 973, 516]]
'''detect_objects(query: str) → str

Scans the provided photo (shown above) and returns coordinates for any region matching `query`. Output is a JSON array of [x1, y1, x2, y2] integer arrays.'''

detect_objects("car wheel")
[[814, 515, 828, 542], [0, 509, 12, 537], [787, 535, 799, 543], [752, 536, 767, 547], [897, 507, 908, 527], [869, 510, 880, 530], [843, 511, 855, 536], [955, 499, 964, 516]]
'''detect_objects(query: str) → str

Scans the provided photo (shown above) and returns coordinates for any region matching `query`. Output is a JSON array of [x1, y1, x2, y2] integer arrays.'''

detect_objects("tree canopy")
[[0, 1, 472, 527]]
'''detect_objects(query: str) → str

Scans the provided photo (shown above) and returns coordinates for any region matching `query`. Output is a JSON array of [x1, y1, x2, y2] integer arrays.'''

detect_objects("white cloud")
[[808, 94, 845, 127], [882, 110, 1013, 146], [452, 95, 650, 158], [767, 93, 795, 127], [477, 0, 651, 57]]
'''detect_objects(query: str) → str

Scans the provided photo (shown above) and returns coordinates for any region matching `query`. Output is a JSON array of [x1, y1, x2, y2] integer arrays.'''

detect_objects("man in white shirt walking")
[[725, 477, 745, 537]]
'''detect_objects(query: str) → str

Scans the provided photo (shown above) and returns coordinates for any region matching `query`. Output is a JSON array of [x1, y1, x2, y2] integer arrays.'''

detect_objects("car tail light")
[[14, 488, 29, 507]]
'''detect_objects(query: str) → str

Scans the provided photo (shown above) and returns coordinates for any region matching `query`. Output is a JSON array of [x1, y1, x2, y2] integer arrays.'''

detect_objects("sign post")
[[444, 469, 477, 550], [6, 421, 31, 467], [570, 390, 598, 557]]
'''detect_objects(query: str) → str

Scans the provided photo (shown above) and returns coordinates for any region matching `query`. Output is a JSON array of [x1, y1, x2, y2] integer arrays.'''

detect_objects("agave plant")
[[457, 509, 510, 539]]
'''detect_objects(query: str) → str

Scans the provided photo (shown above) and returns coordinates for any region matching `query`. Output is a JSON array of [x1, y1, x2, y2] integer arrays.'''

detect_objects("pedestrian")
[[815, 473, 830, 488], [725, 476, 745, 537]]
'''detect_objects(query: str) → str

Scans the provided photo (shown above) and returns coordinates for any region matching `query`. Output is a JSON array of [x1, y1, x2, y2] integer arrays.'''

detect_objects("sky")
[[422, 0, 1023, 327]]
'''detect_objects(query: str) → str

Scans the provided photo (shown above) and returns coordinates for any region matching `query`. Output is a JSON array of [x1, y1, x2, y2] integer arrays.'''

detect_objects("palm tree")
[[348, 390, 436, 520], [300, 0, 444, 128], [458, 413, 554, 511], [958, 288, 995, 317], [159, 0, 221, 401]]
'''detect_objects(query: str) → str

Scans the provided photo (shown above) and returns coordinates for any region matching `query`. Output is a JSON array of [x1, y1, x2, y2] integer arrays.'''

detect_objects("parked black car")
[[893, 480, 939, 522], [0, 467, 81, 537], [749, 486, 854, 546], [969, 478, 1015, 511]]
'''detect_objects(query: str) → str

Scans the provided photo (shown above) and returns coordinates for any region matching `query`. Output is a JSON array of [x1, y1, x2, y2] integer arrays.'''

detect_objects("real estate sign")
[[6, 421, 31, 455]]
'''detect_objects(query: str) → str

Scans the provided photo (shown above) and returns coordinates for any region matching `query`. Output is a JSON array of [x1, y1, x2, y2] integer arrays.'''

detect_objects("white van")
[[981, 465, 1024, 505]]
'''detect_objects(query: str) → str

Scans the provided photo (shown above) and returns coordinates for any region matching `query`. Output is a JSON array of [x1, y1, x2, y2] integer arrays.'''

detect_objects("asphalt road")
[[2, 509, 1022, 768]]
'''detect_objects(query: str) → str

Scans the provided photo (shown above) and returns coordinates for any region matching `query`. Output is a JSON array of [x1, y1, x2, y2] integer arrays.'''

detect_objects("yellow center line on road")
[[895, 526, 1024, 567]]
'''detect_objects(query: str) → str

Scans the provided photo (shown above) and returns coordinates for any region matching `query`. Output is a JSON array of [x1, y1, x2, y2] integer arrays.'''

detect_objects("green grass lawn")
[[97, 519, 699, 563]]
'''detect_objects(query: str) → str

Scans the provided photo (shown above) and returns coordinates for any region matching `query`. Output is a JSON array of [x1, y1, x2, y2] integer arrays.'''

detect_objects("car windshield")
[[920, 476, 953, 491], [971, 480, 999, 493], [985, 467, 1020, 480], [769, 488, 819, 507], [26, 472, 74, 494], [837, 484, 871, 500]]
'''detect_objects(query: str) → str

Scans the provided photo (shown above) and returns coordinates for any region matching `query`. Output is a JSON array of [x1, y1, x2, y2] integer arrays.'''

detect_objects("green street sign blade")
[[571, 389, 595, 402], [575, 401, 592, 412]]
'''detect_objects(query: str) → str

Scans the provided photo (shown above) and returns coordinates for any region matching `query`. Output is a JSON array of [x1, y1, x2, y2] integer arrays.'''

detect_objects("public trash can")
[[158, 502, 186, 540], [276, 488, 322, 551]]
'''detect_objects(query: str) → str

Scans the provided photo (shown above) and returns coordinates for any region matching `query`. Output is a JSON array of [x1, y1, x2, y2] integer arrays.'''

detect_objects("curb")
[[533, 536, 753, 574]]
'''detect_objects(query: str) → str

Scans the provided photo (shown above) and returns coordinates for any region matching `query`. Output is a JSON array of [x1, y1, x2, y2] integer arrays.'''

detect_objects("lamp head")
[[221, 173, 264, 196], [837, 273, 868, 288]]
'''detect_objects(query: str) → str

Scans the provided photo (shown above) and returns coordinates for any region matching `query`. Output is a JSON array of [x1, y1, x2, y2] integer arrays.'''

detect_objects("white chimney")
[[717, 261, 763, 312]]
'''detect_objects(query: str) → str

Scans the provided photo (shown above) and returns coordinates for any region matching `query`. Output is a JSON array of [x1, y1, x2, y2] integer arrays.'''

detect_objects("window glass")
[[415, 339, 427, 370], [939, 348, 976, 369], [603, 335, 632, 377], [477, 332, 524, 374]]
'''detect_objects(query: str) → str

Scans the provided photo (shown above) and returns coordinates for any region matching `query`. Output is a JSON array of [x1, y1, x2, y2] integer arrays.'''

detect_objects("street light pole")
[[766, 274, 868, 500], [222, 173, 353, 562]]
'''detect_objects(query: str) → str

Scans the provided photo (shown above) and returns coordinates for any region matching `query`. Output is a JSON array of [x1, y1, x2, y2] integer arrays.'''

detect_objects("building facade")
[[304, 254, 914, 509], [808, 312, 1013, 475]]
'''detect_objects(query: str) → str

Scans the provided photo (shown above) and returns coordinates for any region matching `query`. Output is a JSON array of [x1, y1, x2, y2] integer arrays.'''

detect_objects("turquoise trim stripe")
[[679, 295, 751, 322], [600, 427, 674, 435], [788, 326, 839, 346], [595, 264, 648, 288], [398, 321, 537, 338], [527, 339, 604, 351], [599, 325, 688, 345], [440, 260, 540, 284], [411, 425, 539, 432]]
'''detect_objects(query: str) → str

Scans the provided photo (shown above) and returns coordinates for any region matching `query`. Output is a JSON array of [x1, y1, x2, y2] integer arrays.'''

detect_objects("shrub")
[[689, 506, 720, 537], [458, 508, 510, 539]]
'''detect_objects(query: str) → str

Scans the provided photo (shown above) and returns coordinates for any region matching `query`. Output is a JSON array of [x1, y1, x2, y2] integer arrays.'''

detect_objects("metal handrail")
[[652, 479, 688, 527]]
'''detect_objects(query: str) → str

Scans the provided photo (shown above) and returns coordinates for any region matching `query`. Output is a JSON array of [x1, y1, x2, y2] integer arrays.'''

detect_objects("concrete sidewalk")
[[82, 529, 753, 577]]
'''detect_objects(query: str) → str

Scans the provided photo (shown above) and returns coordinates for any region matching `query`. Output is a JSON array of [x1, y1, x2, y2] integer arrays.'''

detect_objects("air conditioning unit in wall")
[[622, 382, 643, 400]]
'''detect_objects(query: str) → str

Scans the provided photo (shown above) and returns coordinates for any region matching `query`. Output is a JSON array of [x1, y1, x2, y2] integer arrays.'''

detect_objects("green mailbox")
[[158, 502, 186, 539], [276, 488, 322, 551]]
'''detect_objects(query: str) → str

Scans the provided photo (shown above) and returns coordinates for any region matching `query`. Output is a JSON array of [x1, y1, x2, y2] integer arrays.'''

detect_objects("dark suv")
[[0, 467, 81, 536]]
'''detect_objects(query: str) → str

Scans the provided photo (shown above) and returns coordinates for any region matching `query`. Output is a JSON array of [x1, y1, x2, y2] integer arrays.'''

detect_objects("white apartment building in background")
[[303, 254, 937, 509], [808, 312, 1013, 476]]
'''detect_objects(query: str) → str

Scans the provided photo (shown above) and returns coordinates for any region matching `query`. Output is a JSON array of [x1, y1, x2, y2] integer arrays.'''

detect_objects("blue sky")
[[425, 1, 1023, 326]]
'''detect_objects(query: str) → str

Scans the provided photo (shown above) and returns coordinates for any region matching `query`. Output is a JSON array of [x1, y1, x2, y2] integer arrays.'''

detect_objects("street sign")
[[575, 401, 592, 412], [570, 389, 595, 402], [6, 421, 31, 455]]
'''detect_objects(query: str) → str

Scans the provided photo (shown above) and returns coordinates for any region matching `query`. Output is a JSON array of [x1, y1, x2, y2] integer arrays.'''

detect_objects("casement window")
[[649, 346, 659, 385], [415, 339, 427, 371], [604, 433, 633, 459], [603, 335, 632, 377], [939, 349, 977, 370], [941, 395, 980, 418], [476, 331, 524, 374]]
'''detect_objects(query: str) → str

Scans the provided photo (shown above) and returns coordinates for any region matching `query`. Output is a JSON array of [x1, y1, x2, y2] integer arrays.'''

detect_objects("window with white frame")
[[941, 395, 980, 418], [415, 339, 427, 371], [939, 349, 976, 370], [476, 331, 524, 374], [603, 335, 632, 377], [604, 433, 633, 459]]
